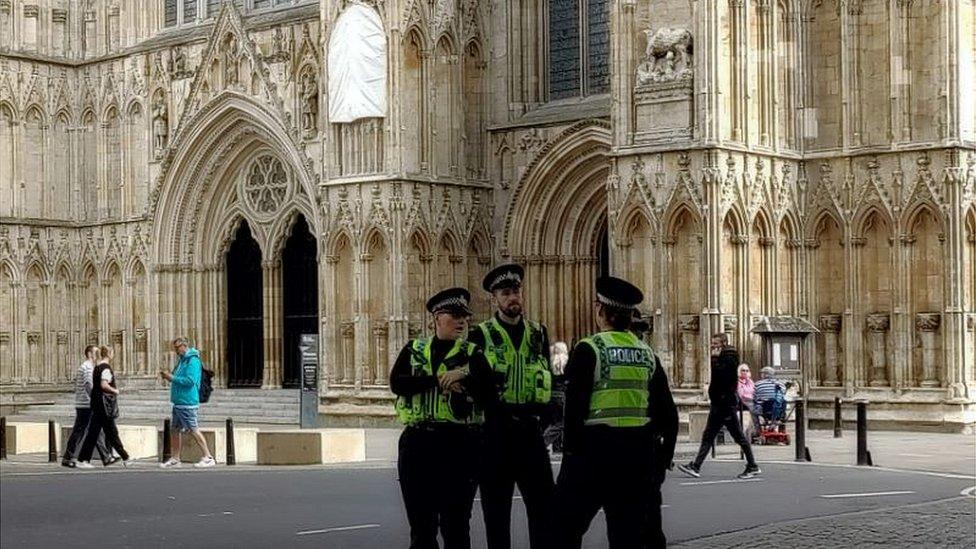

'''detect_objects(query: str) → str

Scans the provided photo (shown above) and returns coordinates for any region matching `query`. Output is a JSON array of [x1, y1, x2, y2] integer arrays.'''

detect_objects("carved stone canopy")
[[678, 314, 700, 332], [915, 312, 941, 332], [866, 313, 891, 332], [819, 314, 842, 333], [722, 314, 738, 332]]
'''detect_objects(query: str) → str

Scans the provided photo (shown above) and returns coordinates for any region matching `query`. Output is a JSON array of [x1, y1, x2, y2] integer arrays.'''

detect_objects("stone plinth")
[[157, 426, 258, 463], [256, 429, 366, 465], [6, 421, 58, 454]]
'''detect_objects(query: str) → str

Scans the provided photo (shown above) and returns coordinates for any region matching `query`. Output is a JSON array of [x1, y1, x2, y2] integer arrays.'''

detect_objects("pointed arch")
[[853, 203, 894, 239]]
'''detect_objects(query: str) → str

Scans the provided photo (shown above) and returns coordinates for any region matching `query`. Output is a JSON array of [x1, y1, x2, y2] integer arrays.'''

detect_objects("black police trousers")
[[550, 428, 661, 549], [397, 424, 481, 549], [480, 417, 554, 549]]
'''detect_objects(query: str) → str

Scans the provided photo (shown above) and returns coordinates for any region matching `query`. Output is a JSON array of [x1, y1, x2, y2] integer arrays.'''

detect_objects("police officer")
[[390, 287, 496, 549], [551, 276, 678, 549], [468, 264, 554, 549]]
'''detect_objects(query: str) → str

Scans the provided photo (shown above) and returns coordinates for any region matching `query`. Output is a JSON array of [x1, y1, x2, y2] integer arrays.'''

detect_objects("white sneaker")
[[122, 459, 133, 468], [75, 461, 95, 469], [159, 457, 181, 469], [194, 456, 216, 468]]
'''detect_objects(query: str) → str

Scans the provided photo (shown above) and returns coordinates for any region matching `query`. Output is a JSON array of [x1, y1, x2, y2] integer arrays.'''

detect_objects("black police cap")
[[595, 276, 644, 309], [426, 287, 474, 315], [482, 263, 525, 292]]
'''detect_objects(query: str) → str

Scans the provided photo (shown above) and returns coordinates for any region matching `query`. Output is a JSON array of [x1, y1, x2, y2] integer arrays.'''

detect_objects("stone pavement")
[[677, 428, 976, 475], [674, 496, 975, 548]]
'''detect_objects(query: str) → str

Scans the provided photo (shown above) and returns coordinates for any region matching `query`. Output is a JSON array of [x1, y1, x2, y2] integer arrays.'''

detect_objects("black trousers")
[[63, 407, 111, 464], [480, 417, 554, 549], [692, 406, 756, 468], [397, 425, 481, 549], [550, 429, 658, 549], [78, 409, 129, 462]]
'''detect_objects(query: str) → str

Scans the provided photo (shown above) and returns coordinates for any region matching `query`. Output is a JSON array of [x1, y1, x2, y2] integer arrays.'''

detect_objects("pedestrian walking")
[[391, 287, 496, 549], [159, 337, 215, 468], [737, 364, 756, 439], [550, 276, 678, 549], [677, 333, 761, 479], [468, 264, 554, 549], [62, 345, 115, 467], [76, 346, 130, 468]]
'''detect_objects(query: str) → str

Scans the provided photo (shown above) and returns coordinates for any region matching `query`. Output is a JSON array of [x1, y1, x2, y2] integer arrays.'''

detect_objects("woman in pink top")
[[737, 364, 756, 438]]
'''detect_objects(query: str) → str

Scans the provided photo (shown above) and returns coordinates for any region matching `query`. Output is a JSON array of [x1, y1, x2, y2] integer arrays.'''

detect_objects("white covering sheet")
[[328, 4, 387, 123]]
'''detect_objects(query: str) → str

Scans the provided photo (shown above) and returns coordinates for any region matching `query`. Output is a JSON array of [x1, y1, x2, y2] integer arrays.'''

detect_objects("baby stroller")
[[752, 381, 797, 445]]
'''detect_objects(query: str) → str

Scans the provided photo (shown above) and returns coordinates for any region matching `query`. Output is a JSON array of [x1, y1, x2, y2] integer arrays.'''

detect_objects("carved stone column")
[[340, 320, 355, 385], [915, 313, 941, 387], [134, 328, 148, 377], [373, 321, 390, 386], [678, 314, 700, 388], [866, 313, 890, 387], [262, 261, 282, 389], [820, 314, 842, 387]]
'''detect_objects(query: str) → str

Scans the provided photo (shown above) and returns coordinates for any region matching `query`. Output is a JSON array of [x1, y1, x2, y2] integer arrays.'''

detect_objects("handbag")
[[102, 393, 119, 419]]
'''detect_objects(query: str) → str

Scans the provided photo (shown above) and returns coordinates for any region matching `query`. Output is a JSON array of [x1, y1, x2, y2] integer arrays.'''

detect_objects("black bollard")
[[856, 401, 870, 466], [226, 418, 236, 466], [0, 416, 6, 460], [162, 418, 172, 462], [833, 397, 843, 438], [48, 420, 58, 463], [794, 400, 808, 462]]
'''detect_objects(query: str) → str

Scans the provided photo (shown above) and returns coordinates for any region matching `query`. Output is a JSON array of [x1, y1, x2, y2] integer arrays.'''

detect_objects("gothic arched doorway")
[[281, 216, 318, 388], [226, 220, 264, 387], [503, 121, 611, 343]]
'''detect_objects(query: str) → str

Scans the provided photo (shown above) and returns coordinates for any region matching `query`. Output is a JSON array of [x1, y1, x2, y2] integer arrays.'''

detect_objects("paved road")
[[2, 459, 973, 548]]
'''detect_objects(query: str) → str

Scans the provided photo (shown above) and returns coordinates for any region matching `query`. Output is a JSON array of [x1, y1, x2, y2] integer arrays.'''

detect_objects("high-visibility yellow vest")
[[579, 331, 655, 428], [477, 317, 551, 405], [394, 338, 484, 426]]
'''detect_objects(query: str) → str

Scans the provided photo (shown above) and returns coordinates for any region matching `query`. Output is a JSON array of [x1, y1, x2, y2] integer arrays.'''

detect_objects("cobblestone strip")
[[673, 496, 976, 548]]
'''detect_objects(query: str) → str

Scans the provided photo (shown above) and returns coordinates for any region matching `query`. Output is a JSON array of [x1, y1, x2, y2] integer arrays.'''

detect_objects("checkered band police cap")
[[426, 287, 474, 315], [595, 276, 644, 310], [482, 263, 525, 292]]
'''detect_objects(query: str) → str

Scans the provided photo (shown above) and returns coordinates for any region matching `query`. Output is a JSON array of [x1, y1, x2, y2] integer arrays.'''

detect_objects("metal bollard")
[[833, 397, 843, 438], [856, 401, 872, 466], [162, 418, 172, 462], [794, 400, 809, 462], [226, 418, 236, 466], [0, 416, 6, 460], [48, 420, 58, 463]]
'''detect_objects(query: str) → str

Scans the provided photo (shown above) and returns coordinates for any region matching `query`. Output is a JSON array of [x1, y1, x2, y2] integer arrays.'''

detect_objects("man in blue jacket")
[[159, 337, 215, 468]]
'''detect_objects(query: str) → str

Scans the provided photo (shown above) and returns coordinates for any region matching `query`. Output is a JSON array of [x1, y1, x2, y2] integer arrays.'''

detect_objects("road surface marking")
[[296, 524, 380, 536], [896, 453, 932, 458], [961, 486, 976, 498], [680, 478, 764, 486], [820, 490, 915, 499], [759, 459, 975, 480]]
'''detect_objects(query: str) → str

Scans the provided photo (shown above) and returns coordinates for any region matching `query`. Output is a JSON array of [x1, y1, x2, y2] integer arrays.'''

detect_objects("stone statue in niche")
[[266, 27, 290, 62], [170, 46, 191, 79], [223, 34, 239, 87], [151, 90, 168, 158], [636, 28, 693, 86], [300, 69, 318, 133]]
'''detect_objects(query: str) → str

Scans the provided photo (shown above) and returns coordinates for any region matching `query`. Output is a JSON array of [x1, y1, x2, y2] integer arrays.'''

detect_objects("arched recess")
[[150, 93, 318, 386], [504, 120, 612, 343], [50, 112, 72, 219], [129, 260, 149, 376], [618, 207, 657, 314], [81, 110, 98, 222], [23, 106, 45, 219], [0, 102, 15, 217], [777, 213, 801, 315], [0, 261, 15, 382], [466, 229, 492, 319], [103, 106, 122, 219], [126, 102, 149, 217], [24, 263, 45, 382], [857, 209, 894, 386], [811, 211, 845, 386], [330, 232, 356, 385], [81, 263, 99, 346], [401, 29, 424, 174], [281, 215, 319, 388], [404, 229, 431, 339], [965, 207, 976, 381], [721, 207, 746, 329], [363, 228, 390, 386], [104, 262, 125, 373], [462, 40, 486, 180], [432, 35, 456, 177], [52, 264, 73, 381], [749, 209, 773, 317], [226, 220, 264, 388], [666, 204, 703, 387], [906, 206, 945, 387]]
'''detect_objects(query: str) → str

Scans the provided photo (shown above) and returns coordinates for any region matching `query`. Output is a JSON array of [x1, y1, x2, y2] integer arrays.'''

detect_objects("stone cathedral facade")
[[0, 0, 974, 428]]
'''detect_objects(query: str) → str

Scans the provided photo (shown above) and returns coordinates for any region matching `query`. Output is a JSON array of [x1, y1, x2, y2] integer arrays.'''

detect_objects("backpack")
[[199, 367, 215, 403]]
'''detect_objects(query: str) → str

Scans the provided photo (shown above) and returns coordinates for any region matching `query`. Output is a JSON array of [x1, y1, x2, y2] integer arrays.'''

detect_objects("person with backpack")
[[76, 346, 131, 468], [159, 337, 215, 468]]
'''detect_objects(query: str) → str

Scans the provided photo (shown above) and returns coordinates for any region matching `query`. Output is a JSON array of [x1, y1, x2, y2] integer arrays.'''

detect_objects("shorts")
[[172, 406, 200, 433]]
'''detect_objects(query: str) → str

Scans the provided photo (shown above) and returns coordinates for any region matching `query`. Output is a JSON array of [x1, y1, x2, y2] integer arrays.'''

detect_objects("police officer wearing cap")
[[468, 264, 554, 549], [550, 276, 678, 549], [390, 287, 497, 549]]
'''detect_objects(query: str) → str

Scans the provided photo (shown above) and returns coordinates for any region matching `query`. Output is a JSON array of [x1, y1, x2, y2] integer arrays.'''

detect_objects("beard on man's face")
[[501, 302, 523, 318]]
